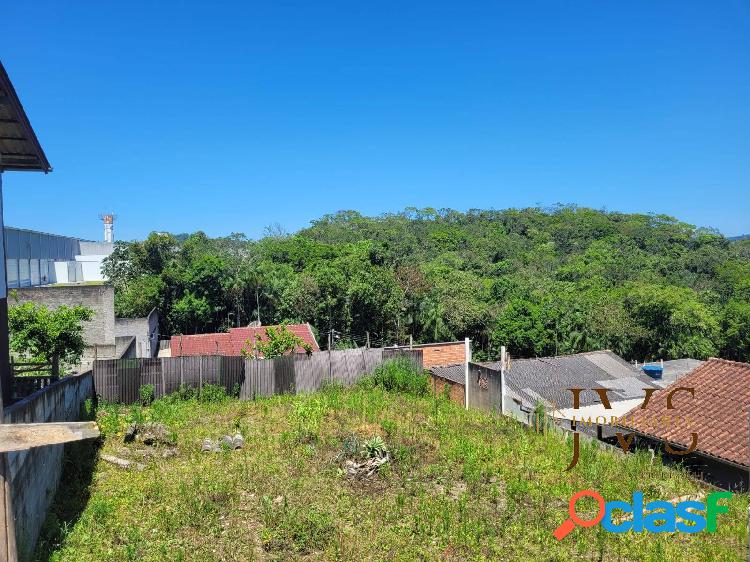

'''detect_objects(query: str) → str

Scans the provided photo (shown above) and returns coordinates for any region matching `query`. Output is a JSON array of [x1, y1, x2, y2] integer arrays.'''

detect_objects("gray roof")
[[642, 359, 705, 388], [429, 363, 465, 385], [480, 350, 660, 411]]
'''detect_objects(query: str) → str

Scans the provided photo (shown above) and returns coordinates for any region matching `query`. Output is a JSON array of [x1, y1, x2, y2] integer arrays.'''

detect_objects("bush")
[[160, 383, 234, 404], [198, 384, 230, 403], [365, 358, 429, 396], [139, 384, 155, 406]]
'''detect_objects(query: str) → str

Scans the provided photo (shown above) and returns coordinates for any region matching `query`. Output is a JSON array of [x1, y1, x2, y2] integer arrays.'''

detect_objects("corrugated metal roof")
[[480, 350, 659, 411], [0, 60, 51, 172], [642, 358, 705, 388], [429, 363, 464, 384]]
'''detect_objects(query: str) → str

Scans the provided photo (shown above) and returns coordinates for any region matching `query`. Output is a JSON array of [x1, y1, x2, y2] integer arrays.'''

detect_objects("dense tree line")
[[103, 206, 750, 362]]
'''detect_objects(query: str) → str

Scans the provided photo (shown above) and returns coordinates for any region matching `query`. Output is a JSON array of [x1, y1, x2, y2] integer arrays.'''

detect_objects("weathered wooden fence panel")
[[243, 359, 275, 399], [218, 356, 245, 395], [160, 358, 183, 397], [330, 348, 360, 386], [92, 359, 116, 402], [93, 348, 425, 403], [274, 355, 295, 395], [383, 348, 424, 370], [118, 358, 141, 404], [363, 348, 384, 373], [294, 352, 329, 393], [138, 358, 163, 398]]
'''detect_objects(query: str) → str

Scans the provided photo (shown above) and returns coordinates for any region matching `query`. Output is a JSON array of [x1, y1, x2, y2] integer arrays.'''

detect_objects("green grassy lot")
[[37, 382, 748, 561]]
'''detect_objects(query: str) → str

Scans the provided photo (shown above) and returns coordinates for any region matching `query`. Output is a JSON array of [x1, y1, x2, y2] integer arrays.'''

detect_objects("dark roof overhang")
[[0, 61, 51, 173]]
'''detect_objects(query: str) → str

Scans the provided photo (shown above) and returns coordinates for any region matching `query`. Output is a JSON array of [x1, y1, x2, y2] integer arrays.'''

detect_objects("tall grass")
[[359, 357, 430, 396]]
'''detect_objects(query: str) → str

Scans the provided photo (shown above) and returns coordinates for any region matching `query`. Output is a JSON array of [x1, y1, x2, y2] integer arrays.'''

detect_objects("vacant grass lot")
[[37, 383, 748, 561]]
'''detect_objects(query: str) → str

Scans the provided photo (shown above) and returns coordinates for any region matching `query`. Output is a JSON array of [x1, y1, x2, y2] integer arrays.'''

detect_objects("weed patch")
[[260, 497, 335, 554]]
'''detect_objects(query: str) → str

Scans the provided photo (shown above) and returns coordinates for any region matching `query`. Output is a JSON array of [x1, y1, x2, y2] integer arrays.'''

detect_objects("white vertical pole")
[[464, 337, 470, 410], [500, 346, 506, 415]]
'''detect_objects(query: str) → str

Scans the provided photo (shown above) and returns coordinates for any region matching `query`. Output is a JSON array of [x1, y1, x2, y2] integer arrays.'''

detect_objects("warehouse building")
[[4, 226, 112, 287]]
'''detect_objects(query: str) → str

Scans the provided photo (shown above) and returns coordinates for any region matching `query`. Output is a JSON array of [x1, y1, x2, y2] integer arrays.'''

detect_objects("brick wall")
[[3, 372, 94, 558], [392, 341, 466, 368], [431, 375, 465, 406]]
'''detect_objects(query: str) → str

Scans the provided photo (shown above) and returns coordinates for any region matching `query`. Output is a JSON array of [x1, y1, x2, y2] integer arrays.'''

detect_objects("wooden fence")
[[93, 348, 423, 404]]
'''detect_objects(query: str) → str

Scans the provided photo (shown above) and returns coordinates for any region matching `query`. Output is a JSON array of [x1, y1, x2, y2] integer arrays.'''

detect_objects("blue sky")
[[2, 1, 749, 241]]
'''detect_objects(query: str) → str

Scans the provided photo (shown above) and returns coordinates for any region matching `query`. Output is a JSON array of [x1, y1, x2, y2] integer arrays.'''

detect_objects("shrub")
[[160, 383, 233, 404], [198, 384, 229, 403], [366, 358, 429, 396], [532, 401, 552, 433], [139, 384, 155, 406]]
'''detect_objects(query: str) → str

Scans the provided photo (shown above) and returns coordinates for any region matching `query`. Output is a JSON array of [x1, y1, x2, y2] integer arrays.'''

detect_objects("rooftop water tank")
[[642, 365, 663, 379]]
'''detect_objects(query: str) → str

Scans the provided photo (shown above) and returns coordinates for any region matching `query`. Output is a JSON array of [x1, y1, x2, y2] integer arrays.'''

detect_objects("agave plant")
[[362, 436, 388, 459]]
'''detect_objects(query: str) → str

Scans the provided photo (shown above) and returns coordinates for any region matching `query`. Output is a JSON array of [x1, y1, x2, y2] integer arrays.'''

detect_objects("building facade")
[[4, 227, 112, 288]]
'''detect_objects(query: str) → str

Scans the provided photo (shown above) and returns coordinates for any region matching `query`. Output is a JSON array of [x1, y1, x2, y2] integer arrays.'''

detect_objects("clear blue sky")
[[3, 1, 749, 241]]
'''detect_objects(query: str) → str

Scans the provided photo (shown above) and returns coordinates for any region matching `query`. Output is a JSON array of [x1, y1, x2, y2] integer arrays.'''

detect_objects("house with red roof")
[[169, 323, 319, 358], [617, 358, 750, 491]]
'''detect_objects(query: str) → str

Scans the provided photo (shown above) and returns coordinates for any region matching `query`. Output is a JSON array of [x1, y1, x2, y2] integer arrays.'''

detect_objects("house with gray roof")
[[477, 350, 662, 438]]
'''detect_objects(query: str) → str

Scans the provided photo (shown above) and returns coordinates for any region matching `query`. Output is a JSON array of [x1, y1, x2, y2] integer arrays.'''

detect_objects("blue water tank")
[[642, 365, 663, 379]]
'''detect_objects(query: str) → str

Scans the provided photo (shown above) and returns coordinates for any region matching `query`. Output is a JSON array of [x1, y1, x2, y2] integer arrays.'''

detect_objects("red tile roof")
[[170, 323, 319, 357], [618, 358, 750, 468]]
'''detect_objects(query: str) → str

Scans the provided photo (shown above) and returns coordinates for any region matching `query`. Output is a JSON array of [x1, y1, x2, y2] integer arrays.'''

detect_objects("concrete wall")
[[391, 341, 466, 368], [13, 284, 117, 370], [3, 372, 94, 559], [75, 256, 107, 282], [78, 241, 113, 256], [114, 308, 159, 358]]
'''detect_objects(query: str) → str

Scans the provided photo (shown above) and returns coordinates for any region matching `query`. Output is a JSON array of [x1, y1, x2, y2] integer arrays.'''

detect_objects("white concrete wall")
[[75, 254, 108, 282], [53, 262, 69, 284]]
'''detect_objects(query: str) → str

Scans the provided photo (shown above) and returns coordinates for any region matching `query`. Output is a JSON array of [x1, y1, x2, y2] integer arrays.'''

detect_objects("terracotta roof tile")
[[618, 358, 750, 468], [170, 324, 319, 357]]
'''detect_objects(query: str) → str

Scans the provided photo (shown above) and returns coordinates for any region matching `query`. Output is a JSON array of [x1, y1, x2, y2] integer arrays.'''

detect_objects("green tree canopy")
[[8, 301, 93, 370], [103, 206, 750, 362]]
